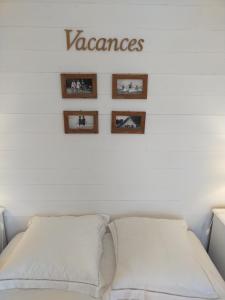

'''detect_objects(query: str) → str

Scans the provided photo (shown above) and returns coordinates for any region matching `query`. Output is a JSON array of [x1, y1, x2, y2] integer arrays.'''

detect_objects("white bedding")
[[108, 218, 217, 299], [0, 215, 109, 297], [0, 232, 224, 300]]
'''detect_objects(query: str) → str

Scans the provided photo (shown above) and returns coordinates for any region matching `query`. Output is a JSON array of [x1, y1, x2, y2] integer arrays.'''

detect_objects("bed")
[[0, 216, 224, 300]]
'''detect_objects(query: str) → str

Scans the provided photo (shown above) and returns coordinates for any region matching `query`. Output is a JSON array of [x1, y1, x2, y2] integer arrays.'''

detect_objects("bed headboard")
[[3, 209, 214, 247], [1, 0, 225, 248]]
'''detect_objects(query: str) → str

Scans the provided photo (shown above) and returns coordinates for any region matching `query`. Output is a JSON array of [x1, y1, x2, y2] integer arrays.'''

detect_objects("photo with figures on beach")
[[61, 74, 97, 98], [66, 79, 93, 95], [112, 74, 148, 99], [117, 79, 143, 95], [68, 115, 94, 129]]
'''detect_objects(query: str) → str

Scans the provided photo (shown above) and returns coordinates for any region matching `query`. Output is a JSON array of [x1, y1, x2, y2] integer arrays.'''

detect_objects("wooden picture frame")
[[63, 111, 98, 134], [112, 74, 148, 99], [61, 73, 97, 98], [111, 111, 146, 134]]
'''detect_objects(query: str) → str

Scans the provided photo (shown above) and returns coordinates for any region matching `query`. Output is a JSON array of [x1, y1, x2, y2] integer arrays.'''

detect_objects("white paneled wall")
[[0, 0, 225, 244]]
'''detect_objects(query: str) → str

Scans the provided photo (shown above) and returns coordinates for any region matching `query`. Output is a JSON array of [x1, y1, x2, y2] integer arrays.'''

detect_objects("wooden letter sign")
[[65, 29, 144, 52]]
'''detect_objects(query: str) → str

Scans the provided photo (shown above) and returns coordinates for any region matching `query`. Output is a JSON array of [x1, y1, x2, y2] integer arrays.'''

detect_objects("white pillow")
[[0, 215, 109, 297], [108, 217, 218, 300]]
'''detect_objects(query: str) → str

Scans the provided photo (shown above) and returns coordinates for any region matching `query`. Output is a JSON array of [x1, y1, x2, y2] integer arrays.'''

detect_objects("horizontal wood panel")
[[0, 0, 224, 6], [1, 94, 225, 115], [1, 201, 187, 220], [0, 51, 225, 74], [1, 114, 225, 134], [0, 181, 186, 203], [0, 169, 184, 185], [0, 3, 224, 30], [1, 73, 225, 96], [1, 133, 225, 152], [0, 27, 225, 53], [0, 149, 224, 171], [0, 164, 223, 185]]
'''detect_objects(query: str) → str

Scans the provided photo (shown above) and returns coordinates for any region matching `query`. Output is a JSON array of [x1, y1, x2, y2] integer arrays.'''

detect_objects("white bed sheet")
[[0, 232, 225, 300]]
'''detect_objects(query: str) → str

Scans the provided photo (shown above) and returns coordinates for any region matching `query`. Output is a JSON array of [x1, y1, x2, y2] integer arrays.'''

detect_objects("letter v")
[[65, 29, 83, 50]]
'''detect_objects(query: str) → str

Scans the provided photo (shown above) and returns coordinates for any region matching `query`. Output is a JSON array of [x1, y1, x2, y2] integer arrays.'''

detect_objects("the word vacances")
[[65, 29, 144, 52]]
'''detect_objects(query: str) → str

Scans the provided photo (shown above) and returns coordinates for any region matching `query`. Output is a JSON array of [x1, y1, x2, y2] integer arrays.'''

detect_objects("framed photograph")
[[111, 111, 146, 134], [112, 74, 148, 99], [63, 111, 98, 134], [61, 73, 97, 98]]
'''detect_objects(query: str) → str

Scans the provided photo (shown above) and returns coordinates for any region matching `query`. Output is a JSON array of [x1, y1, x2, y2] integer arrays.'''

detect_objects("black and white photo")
[[111, 111, 146, 134], [64, 111, 98, 133], [112, 74, 148, 99], [61, 74, 97, 98]]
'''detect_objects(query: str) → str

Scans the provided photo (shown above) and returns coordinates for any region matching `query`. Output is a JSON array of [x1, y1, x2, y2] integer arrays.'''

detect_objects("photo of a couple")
[[68, 115, 94, 129]]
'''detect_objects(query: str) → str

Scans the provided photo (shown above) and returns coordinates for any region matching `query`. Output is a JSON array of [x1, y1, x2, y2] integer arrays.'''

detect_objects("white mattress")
[[0, 232, 224, 300]]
